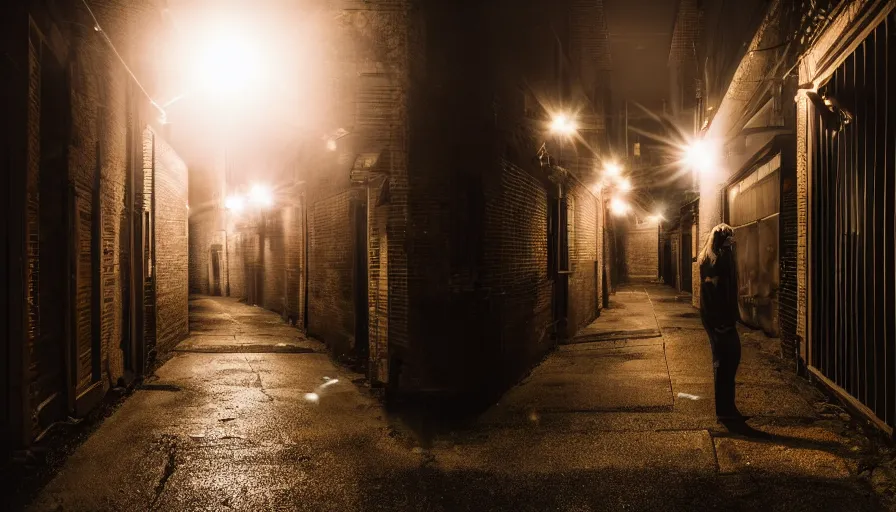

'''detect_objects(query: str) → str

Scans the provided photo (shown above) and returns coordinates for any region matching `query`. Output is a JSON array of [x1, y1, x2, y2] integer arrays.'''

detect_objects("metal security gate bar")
[[809, 13, 896, 428]]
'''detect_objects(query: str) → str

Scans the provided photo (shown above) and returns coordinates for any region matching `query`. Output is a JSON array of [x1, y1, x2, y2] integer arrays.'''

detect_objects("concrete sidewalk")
[[27, 291, 893, 511], [456, 283, 888, 510]]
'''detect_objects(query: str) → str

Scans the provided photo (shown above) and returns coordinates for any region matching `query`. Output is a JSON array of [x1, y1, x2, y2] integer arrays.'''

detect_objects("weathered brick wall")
[[187, 163, 218, 295], [308, 191, 355, 357], [625, 224, 659, 281], [480, 160, 554, 389], [152, 132, 189, 353], [567, 181, 601, 335], [282, 201, 305, 326], [226, 230, 245, 299], [261, 207, 287, 315]]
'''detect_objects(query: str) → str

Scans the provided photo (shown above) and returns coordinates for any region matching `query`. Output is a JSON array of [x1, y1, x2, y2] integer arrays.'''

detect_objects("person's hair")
[[698, 223, 734, 267]]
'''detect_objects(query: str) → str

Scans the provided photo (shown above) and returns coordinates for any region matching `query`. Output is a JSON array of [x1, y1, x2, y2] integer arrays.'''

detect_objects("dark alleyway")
[[28, 289, 889, 511]]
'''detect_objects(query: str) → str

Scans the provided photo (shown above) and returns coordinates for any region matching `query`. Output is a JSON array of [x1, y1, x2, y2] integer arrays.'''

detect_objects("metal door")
[[809, 14, 896, 428]]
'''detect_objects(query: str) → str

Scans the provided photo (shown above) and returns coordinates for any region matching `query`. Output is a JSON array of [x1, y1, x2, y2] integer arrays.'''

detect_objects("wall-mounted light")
[[610, 197, 630, 216], [549, 113, 577, 136], [682, 138, 720, 175]]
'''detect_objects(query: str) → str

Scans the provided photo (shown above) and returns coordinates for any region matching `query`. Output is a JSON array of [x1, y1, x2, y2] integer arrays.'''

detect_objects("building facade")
[[795, 0, 895, 433], [2, 0, 189, 454], [199, 0, 614, 402], [668, 0, 896, 434]]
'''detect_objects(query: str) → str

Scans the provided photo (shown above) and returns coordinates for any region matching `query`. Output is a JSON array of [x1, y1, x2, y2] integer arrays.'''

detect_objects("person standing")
[[698, 224, 744, 421]]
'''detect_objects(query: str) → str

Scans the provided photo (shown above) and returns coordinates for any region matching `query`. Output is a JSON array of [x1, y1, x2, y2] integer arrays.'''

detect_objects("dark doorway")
[[662, 238, 674, 287], [681, 230, 692, 293], [35, 39, 69, 431], [210, 245, 222, 296], [352, 201, 369, 365]]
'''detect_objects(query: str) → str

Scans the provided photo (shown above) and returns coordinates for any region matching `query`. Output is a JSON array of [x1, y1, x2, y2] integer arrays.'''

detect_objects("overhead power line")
[[79, 0, 166, 118]]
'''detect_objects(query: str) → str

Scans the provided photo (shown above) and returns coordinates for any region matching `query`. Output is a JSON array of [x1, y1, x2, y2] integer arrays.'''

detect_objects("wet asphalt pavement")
[[28, 291, 889, 511]]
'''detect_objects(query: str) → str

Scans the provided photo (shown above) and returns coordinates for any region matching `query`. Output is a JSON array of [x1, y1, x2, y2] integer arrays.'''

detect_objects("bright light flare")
[[188, 22, 269, 102], [618, 178, 632, 193], [304, 393, 319, 402], [249, 184, 273, 207], [549, 113, 577, 136], [683, 138, 720, 174], [224, 195, 245, 212], [603, 162, 622, 177], [610, 197, 630, 216]]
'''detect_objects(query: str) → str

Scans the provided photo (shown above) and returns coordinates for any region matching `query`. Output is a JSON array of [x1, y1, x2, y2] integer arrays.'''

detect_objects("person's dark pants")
[[705, 327, 742, 416]]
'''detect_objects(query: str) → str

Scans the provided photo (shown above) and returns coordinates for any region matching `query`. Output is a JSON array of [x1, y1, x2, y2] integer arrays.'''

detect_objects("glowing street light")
[[683, 138, 720, 175], [549, 113, 577, 136], [189, 23, 268, 102], [249, 184, 273, 207], [610, 197, 630, 217], [603, 162, 622, 177], [617, 178, 632, 193], [224, 195, 245, 212]]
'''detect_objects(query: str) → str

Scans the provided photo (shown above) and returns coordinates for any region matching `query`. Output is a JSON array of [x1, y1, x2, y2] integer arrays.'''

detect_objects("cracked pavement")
[[28, 291, 890, 511]]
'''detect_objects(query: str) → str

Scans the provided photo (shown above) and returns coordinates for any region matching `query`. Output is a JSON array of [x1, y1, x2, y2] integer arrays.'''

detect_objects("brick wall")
[[479, 160, 554, 390], [308, 191, 355, 358], [8, 0, 189, 446], [625, 223, 659, 281], [226, 230, 245, 299], [261, 207, 287, 314], [152, 131, 189, 354], [187, 162, 220, 295]]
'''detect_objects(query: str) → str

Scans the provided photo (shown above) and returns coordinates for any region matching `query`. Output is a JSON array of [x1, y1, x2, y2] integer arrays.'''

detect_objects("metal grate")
[[809, 13, 895, 427]]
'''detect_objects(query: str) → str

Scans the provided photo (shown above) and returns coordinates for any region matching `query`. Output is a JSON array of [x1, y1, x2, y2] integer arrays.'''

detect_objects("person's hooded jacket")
[[698, 224, 740, 332]]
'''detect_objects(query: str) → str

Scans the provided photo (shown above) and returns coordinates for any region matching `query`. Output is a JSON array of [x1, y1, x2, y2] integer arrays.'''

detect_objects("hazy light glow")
[[683, 138, 720, 175], [224, 195, 245, 212], [618, 178, 632, 193], [549, 113, 577, 136], [326, 138, 337, 151], [249, 184, 273, 207], [187, 21, 270, 102], [610, 197, 630, 216], [304, 393, 319, 402], [603, 162, 622, 177]]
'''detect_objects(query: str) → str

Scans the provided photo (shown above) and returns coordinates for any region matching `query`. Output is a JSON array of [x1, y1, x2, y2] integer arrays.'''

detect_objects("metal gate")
[[809, 13, 896, 428]]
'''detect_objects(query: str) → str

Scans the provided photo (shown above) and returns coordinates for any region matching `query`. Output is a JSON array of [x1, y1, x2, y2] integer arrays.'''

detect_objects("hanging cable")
[[79, 0, 166, 119]]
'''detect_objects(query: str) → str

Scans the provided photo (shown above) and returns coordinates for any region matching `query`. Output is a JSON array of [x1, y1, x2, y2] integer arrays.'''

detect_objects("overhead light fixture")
[[683, 138, 720, 175], [610, 197, 630, 216], [603, 162, 622, 177], [549, 113, 577, 136]]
